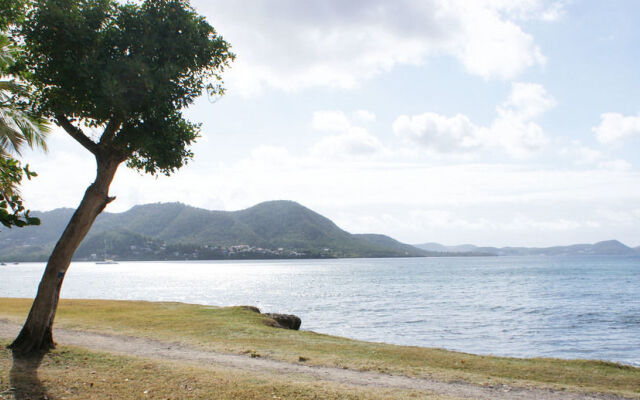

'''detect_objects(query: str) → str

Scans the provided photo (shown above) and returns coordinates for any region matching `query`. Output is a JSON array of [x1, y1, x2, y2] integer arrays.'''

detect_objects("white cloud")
[[195, 0, 548, 94], [555, 138, 634, 172], [499, 82, 556, 120], [480, 0, 570, 22], [311, 111, 384, 158], [448, 2, 546, 80], [394, 82, 554, 158], [312, 127, 384, 158], [487, 82, 554, 157], [392, 113, 481, 153], [593, 113, 640, 144], [557, 140, 603, 165], [540, 0, 570, 21], [488, 114, 549, 158]]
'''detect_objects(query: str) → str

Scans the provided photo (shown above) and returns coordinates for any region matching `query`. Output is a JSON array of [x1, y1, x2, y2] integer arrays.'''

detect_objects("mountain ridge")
[[0, 200, 434, 261], [415, 239, 640, 256], [3, 200, 636, 261]]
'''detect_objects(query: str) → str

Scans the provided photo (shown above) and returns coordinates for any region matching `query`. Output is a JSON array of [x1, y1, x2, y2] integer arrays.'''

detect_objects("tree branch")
[[56, 116, 98, 155], [98, 117, 122, 148]]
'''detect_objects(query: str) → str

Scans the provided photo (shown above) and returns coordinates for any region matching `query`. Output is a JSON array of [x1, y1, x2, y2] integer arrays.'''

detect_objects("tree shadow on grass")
[[9, 350, 52, 400]]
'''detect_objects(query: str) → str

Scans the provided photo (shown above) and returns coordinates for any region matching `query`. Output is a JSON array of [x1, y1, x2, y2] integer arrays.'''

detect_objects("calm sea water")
[[1, 256, 638, 366]]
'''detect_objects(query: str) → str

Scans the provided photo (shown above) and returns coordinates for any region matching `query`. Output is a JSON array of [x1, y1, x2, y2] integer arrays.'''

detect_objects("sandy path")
[[0, 320, 633, 400]]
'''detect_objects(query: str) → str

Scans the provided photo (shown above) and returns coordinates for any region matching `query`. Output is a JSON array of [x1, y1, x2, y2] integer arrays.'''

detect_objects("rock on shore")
[[241, 306, 302, 330]]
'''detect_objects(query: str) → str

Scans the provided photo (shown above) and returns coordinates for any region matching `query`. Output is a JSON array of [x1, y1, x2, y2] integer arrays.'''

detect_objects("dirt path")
[[0, 320, 633, 400]]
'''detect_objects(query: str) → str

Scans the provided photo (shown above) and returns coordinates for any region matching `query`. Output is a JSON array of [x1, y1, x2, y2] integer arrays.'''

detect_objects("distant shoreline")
[[2, 252, 500, 263], [6, 252, 640, 264]]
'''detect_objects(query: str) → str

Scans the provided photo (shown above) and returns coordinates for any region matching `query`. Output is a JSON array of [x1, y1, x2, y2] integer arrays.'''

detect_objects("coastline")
[[2, 256, 639, 367], [1, 298, 638, 399]]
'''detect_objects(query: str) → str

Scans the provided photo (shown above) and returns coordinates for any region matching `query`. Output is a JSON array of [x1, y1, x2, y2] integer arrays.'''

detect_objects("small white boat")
[[96, 239, 117, 264], [96, 259, 118, 265]]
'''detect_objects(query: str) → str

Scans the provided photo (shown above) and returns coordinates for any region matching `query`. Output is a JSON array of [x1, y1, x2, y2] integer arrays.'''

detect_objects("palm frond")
[[0, 34, 49, 157]]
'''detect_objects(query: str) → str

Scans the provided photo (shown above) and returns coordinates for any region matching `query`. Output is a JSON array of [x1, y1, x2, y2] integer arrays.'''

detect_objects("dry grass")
[[0, 340, 445, 400], [1, 298, 639, 397]]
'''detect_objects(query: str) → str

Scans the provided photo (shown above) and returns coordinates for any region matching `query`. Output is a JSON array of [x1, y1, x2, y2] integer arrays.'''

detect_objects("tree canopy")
[[0, 0, 28, 32], [22, 0, 234, 174]]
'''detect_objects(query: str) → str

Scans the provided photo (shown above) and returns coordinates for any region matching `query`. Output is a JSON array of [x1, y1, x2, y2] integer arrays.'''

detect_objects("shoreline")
[[1, 295, 638, 369], [2, 256, 639, 367], [1, 298, 638, 399]]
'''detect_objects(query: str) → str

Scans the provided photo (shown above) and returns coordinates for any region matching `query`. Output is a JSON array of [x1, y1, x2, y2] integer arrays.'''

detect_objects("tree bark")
[[9, 153, 122, 356]]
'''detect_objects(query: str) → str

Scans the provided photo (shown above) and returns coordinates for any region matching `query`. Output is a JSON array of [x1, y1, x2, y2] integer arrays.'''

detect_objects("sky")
[[18, 0, 640, 247]]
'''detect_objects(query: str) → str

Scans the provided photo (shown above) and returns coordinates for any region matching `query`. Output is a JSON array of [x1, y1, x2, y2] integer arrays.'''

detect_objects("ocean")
[[1, 256, 638, 366]]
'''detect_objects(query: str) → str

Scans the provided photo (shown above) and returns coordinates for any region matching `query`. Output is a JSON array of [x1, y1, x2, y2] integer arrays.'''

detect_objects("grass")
[[1, 298, 639, 398], [0, 340, 440, 400]]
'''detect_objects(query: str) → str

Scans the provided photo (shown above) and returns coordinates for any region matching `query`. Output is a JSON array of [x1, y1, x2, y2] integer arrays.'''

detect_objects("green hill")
[[0, 201, 429, 261], [415, 239, 640, 256]]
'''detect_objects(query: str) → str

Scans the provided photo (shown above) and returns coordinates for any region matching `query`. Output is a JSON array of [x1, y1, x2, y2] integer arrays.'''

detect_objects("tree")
[[0, 1, 49, 229], [0, 0, 28, 31], [10, 0, 233, 355], [0, 158, 40, 228]]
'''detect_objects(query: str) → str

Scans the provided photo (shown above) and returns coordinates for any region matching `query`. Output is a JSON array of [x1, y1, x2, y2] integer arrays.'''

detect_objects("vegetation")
[[0, 341, 426, 400], [0, 298, 638, 398], [0, 159, 40, 229], [0, 200, 432, 261], [0, 1, 49, 230], [10, 0, 233, 355], [416, 240, 640, 256]]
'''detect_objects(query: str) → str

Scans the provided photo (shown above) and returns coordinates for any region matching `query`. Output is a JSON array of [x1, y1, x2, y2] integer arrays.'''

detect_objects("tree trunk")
[[9, 154, 122, 356]]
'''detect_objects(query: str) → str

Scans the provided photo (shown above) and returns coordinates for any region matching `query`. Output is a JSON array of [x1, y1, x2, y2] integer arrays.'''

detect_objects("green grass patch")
[[1, 298, 638, 397]]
